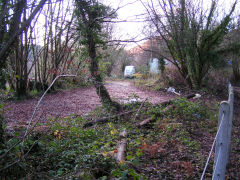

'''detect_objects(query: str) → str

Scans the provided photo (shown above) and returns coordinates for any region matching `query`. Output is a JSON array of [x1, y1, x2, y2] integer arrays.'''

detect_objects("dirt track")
[[4, 80, 176, 129]]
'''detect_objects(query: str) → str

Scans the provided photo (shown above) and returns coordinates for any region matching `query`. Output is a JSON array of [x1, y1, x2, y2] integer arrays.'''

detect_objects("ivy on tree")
[[74, 0, 121, 111]]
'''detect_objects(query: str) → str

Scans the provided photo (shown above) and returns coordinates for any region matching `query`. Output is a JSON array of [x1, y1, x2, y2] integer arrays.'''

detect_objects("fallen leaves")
[[171, 161, 194, 176], [4, 81, 174, 132], [139, 141, 166, 158]]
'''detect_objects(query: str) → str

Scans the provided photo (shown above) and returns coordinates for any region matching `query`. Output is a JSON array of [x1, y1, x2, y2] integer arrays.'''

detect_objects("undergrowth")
[[0, 98, 219, 179]]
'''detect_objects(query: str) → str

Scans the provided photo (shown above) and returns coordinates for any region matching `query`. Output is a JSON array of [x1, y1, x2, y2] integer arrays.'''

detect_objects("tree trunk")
[[87, 38, 121, 111], [0, 0, 46, 91], [16, 79, 27, 97], [75, 0, 121, 111]]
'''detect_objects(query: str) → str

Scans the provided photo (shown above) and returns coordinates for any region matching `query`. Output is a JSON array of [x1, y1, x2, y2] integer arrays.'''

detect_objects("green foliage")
[[74, 0, 116, 47], [218, 29, 240, 84], [29, 89, 39, 97], [111, 166, 146, 180], [183, 8, 234, 88], [1, 111, 146, 179], [170, 98, 207, 121], [0, 133, 33, 179], [0, 87, 14, 101], [44, 115, 145, 179], [149, 0, 237, 88], [99, 56, 112, 77], [0, 96, 222, 179]]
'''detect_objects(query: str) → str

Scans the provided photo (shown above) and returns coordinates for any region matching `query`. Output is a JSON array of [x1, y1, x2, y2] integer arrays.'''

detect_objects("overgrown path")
[[4, 80, 176, 130]]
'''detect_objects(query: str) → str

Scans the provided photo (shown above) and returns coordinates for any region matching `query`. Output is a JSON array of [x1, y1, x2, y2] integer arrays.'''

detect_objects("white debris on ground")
[[122, 98, 140, 104], [167, 87, 181, 96], [193, 93, 201, 99]]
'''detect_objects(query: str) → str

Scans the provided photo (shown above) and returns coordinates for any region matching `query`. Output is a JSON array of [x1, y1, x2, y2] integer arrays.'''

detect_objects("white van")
[[124, 66, 135, 78]]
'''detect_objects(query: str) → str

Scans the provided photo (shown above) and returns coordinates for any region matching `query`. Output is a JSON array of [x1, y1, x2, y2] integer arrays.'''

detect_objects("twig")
[[138, 117, 153, 127], [133, 98, 148, 122]]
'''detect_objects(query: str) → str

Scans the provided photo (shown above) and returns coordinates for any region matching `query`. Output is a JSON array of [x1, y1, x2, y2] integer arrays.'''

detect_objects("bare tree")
[[8, 0, 44, 96], [0, 0, 47, 89], [32, 0, 78, 91]]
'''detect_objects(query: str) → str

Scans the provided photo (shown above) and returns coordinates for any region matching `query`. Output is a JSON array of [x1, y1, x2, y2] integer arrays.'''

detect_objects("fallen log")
[[83, 110, 135, 128], [115, 139, 127, 163], [138, 93, 197, 127], [84, 93, 197, 128], [115, 130, 128, 164]]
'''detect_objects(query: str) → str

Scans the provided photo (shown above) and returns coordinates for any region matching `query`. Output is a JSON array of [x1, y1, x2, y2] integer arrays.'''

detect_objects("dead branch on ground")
[[133, 98, 148, 122], [138, 93, 197, 127], [83, 110, 136, 128], [138, 117, 153, 127]]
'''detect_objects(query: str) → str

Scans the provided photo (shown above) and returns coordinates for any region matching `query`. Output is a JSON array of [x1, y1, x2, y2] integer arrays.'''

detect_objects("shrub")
[[163, 67, 187, 87]]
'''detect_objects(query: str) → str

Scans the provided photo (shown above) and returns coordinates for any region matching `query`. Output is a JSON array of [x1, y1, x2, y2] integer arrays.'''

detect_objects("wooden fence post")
[[227, 84, 234, 162], [213, 101, 230, 180]]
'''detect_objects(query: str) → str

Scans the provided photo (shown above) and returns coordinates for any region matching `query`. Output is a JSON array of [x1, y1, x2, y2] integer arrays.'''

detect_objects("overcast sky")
[[35, 0, 239, 48], [104, 0, 240, 49], [106, 0, 149, 48]]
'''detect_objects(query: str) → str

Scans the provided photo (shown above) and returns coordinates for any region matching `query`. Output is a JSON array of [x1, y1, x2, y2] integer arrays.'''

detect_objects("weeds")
[[1, 97, 220, 179]]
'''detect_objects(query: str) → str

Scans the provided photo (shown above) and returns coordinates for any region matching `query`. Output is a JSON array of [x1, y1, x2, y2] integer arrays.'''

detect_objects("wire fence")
[[201, 84, 234, 180]]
